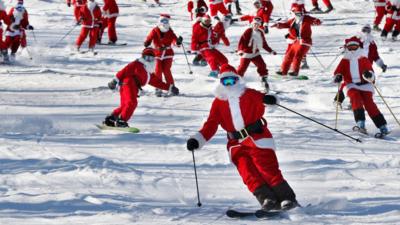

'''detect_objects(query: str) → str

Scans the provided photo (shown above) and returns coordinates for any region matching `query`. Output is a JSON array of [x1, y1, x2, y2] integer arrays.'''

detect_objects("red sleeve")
[[191, 23, 199, 51], [144, 29, 155, 47], [310, 16, 321, 25], [20, 11, 29, 28], [199, 99, 221, 141], [275, 20, 291, 29], [188, 1, 193, 12], [171, 29, 178, 45], [148, 74, 170, 90], [240, 15, 252, 22], [334, 59, 345, 76], [369, 42, 380, 62], [238, 29, 250, 51], [261, 32, 272, 52], [0, 11, 11, 25], [263, 1, 273, 23], [115, 63, 132, 81]]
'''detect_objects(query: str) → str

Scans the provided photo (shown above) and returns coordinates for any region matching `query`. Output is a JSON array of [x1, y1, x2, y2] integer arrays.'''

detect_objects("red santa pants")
[[155, 58, 174, 85], [73, 6, 81, 23], [231, 144, 284, 193], [347, 89, 381, 118], [112, 82, 138, 121], [201, 48, 228, 71], [237, 55, 268, 77], [281, 41, 310, 74], [5, 33, 27, 54], [312, 0, 332, 7], [101, 17, 118, 43], [209, 2, 229, 17], [0, 29, 6, 50], [76, 27, 99, 48], [374, 6, 386, 26], [383, 17, 400, 33]]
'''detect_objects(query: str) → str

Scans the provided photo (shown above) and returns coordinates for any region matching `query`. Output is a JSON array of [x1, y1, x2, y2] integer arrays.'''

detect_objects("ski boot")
[[280, 200, 298, 211], [392, 30, 399, 41], [253, 184, 279, 211], [373, 24, 381, 32], [104, 114, 118, 127], [276, 70, 285, 76], [288, 71, 298, 77], [301, 58, 309, 69], [261, 76, 269, 93], [115, 117, 129, 127], [1, 49, 9, 63], [376, 125, 390, 138], [208, 70, 219, 78], [353, 120, 367, 134], [310, 6, 322, 13], [381, 30, 388, 41], [155, 88, 163, 97], [108, 40, 116, 45], [325, 5, 334, 13]]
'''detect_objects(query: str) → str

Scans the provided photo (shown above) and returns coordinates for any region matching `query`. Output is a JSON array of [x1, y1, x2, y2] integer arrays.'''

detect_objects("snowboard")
[[95, 124, 140, 133]]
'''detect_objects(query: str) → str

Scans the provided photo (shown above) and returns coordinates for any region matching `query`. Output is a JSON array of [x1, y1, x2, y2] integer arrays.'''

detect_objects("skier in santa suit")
[[259, 0, 273, 32], [310, 0, 334, 13], [191, 15, 229, 77], [99, 0, 119, 44], [187, 0, 208, 21], [67, 0, 87, 24], [5, 0, 33, 61], [212, 15, 231, 47], [224, 0, 241, 15], [104, 47, 179, 127], [208, 0, 229, 18], [381, 0, 400, 41], [186, 64, 298, 211], [0, 0, 11, 62], [272, 6, 321, 76], [237, 17, 276, 92], [373, 0, 388, 31], [333, 36, 389, 135], [239, 0, 270, 34], [144, 14, 182, 97], [75, 0, 102, 53], [291, 0, 306, 12]]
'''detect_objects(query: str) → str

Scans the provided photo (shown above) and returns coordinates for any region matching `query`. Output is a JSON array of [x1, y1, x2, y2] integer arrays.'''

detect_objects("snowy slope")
[[0, 0, 399, 224]]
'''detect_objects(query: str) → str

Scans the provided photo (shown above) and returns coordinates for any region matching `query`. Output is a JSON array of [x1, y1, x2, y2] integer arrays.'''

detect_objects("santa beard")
[[214, 78, 246, 100], [138, 57, 156, 74], [158, 24, 170, 33]]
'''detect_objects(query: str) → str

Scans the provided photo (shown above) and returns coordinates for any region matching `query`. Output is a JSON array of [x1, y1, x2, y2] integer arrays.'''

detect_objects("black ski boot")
[[104, 114, 118, 127], [310, 6, 322, 13], [271, 181, 298, 210], [115, 117, 129, 127], [253, 184, 279, 211], [261, 76, 269, 93], [325, 4, 334, 13]]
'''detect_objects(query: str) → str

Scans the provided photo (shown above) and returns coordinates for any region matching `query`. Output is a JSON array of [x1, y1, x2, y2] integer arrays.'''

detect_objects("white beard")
[[88, 1, 97, 11], [343, 48, 365, 60], [295, 15, 303, 24], [158, 24, 170, 32], [214, 78, 246, 100], [138, 57, 155, 74]]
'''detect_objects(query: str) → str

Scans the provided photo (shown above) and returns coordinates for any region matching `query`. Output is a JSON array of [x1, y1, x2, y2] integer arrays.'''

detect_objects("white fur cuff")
[[191, 132, 207, 150]]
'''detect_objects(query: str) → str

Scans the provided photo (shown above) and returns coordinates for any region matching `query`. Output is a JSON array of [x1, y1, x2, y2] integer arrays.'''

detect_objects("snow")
[[0, 0, 399, 224]]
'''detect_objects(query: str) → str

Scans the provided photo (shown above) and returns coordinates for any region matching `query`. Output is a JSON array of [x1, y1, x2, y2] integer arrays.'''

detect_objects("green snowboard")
[[96, 124, 140, 133]]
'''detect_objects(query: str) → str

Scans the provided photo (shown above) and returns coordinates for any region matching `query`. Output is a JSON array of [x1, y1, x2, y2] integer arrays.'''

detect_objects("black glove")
[[187, 138, 199, 151], [381, 64, 387, 73], [144, 41, 151, 47], [334, 74, 343, 83], [67, 2, 71, 7], [264, 26, 269, 34], [12, 24, 20, 30], [334, 90, 345, 104], [263, 94, 278, 105], [176, 36, 183, 46], [169, 85, 179, 96], [108, 79, 118, 90], [363, 71, 373, 79], [27, 25, 34, 30]]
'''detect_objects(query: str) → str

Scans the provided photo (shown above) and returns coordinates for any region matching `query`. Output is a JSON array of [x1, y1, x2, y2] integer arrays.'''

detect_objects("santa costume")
[[104, 48, 179, 127], [191, 15, 229, 77], [99, 0, 119, 44], [310, 0, 333, 13], [360, 24, 387, 72], [381, 0, 400, 41], [0, 0, 11, 62], [272, 6, 321, 76], [186, 64, 298, 211], [208, 0, 229, 18], [66, 0, 87, 24], [144, 14, 181, 97], [237, 17, 276, 92], [75, 0, 102, 52], [373, 0, 388, 31], [239, 0, 271, 33], [333, 36, 389, 135], [187, 0, 208, 21], [5, 0, 33, 60]]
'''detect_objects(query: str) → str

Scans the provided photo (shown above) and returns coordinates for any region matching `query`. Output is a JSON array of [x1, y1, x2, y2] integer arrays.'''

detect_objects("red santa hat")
[[201, 14, 211, 23], [17, 0, 23, 4], [291, 5, 305, 14], [159, 14, 170, 22], [219, 64, 239, 79], [252, 16, 263, 25], [345, 36, 362, 47], [142, 47, 155, 57]]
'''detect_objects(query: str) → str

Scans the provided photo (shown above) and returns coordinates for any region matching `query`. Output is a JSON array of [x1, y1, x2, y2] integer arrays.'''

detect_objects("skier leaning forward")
[[186, 64, 298, 211]]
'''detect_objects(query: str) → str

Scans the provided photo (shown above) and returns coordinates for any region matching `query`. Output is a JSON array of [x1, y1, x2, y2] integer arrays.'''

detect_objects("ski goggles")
[[346, 44, 359, 51], [143, 55, 155, 62], [362, 26, 371, 34], [160, 18, 169, 24], [220, 76, 239, 86]]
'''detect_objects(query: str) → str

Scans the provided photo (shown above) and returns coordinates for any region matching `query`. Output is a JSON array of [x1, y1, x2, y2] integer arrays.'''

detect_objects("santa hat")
[[252, 16, 263, 25], [345, 36, 362, 47], [291, 5, 304, 14], [142, 47, 155, 57], [219, 64, 239, 79], [201, 14, 211, 23], [159, 14, 171, 23]]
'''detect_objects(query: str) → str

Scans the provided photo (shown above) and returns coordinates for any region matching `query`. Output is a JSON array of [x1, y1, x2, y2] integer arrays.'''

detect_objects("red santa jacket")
[[385, 0, 400, 20], [0, 9, 11, 32], [237, 27, 273, 58], [144, 27, 178, 60], [334, 50, 375, 93], [188, 0, 208, 20], [6, 6, 29, 36], [103, 0, 119, 18], [212, 21, 229, 46], [116, 58, 170, 91], [192, 88, 275, 152], [191, 21, 215, 51], [80, 2, 102, 28], [274, 15, 321, 46], [260, 0, 273, 23]]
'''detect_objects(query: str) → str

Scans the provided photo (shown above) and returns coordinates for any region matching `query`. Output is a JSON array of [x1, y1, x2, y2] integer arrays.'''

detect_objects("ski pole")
[[309, 48, 328, 71], [277, 103, 362, 143], [51, 24, 79, 48], [23, 47, 33, 60], [30, 29, 37, 43], [334, 83, 341, 130], [191, 150, 202, 207], [372, 83, 400, 128], [181, 43, 193, 74]]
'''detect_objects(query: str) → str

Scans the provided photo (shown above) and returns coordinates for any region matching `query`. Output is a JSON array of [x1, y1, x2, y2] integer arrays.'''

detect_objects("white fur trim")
[[219, 71, 238, 79], [240, 52, 260, 59], [137, 57, 154, 84], [191, 132, 207, 149], [349, 57, 361, 83], [249, 29, 263, 53], [345, 83, 374, 94], [251, 137, 276, 150], [228, 95, 245, 131]]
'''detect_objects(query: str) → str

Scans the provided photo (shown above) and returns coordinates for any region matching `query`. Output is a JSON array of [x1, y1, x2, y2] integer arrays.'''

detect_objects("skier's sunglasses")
[[346, 44, 359, 51], [220, 76, 239, 86], [362, 27, 371, 33], [143, 55, 155, 62], [160, 18, 169, 24]]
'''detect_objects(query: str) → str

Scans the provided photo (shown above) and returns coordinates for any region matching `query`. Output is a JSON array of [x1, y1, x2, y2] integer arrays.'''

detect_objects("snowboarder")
[[75, 0, 102, 53], [208, 0, 229, 18], [373, 0, 388, 31], [66, 0, 87, 24], [0, 0, 11, 62], [191, 15, 229, 77], [310, 0, 334, 13], [187, 0, 208, 21], [99, 0, 119, 44], [5, 0, 33, 61], [380, 0, 400, 41], [272, 5, 321, 76], [186, 64, 298, 211], [237, 17, 277, 93], [144, 14, 182, 97], [104, 47, 179, 127], [333, 36, 389, 135]]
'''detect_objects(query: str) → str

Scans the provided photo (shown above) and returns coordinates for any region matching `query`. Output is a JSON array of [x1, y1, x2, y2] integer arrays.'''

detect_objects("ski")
[[226, 209, 283, 219], [95, 124, 140, 133], [98, 43, 127, 46]]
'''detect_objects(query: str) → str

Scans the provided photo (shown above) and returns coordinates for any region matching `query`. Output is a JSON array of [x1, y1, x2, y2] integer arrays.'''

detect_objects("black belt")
[[355, 81, 368, 86], [228, 118, 266, 140]]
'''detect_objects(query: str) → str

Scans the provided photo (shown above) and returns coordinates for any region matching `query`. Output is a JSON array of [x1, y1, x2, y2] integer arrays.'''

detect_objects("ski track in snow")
[[0, 0, 399, 224]]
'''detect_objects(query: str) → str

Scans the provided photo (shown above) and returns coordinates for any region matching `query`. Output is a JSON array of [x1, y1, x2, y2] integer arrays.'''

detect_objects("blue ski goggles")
[[220, 76, 239, 86], [160, 18, 169, 24], [143, 55, 155, 62]]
